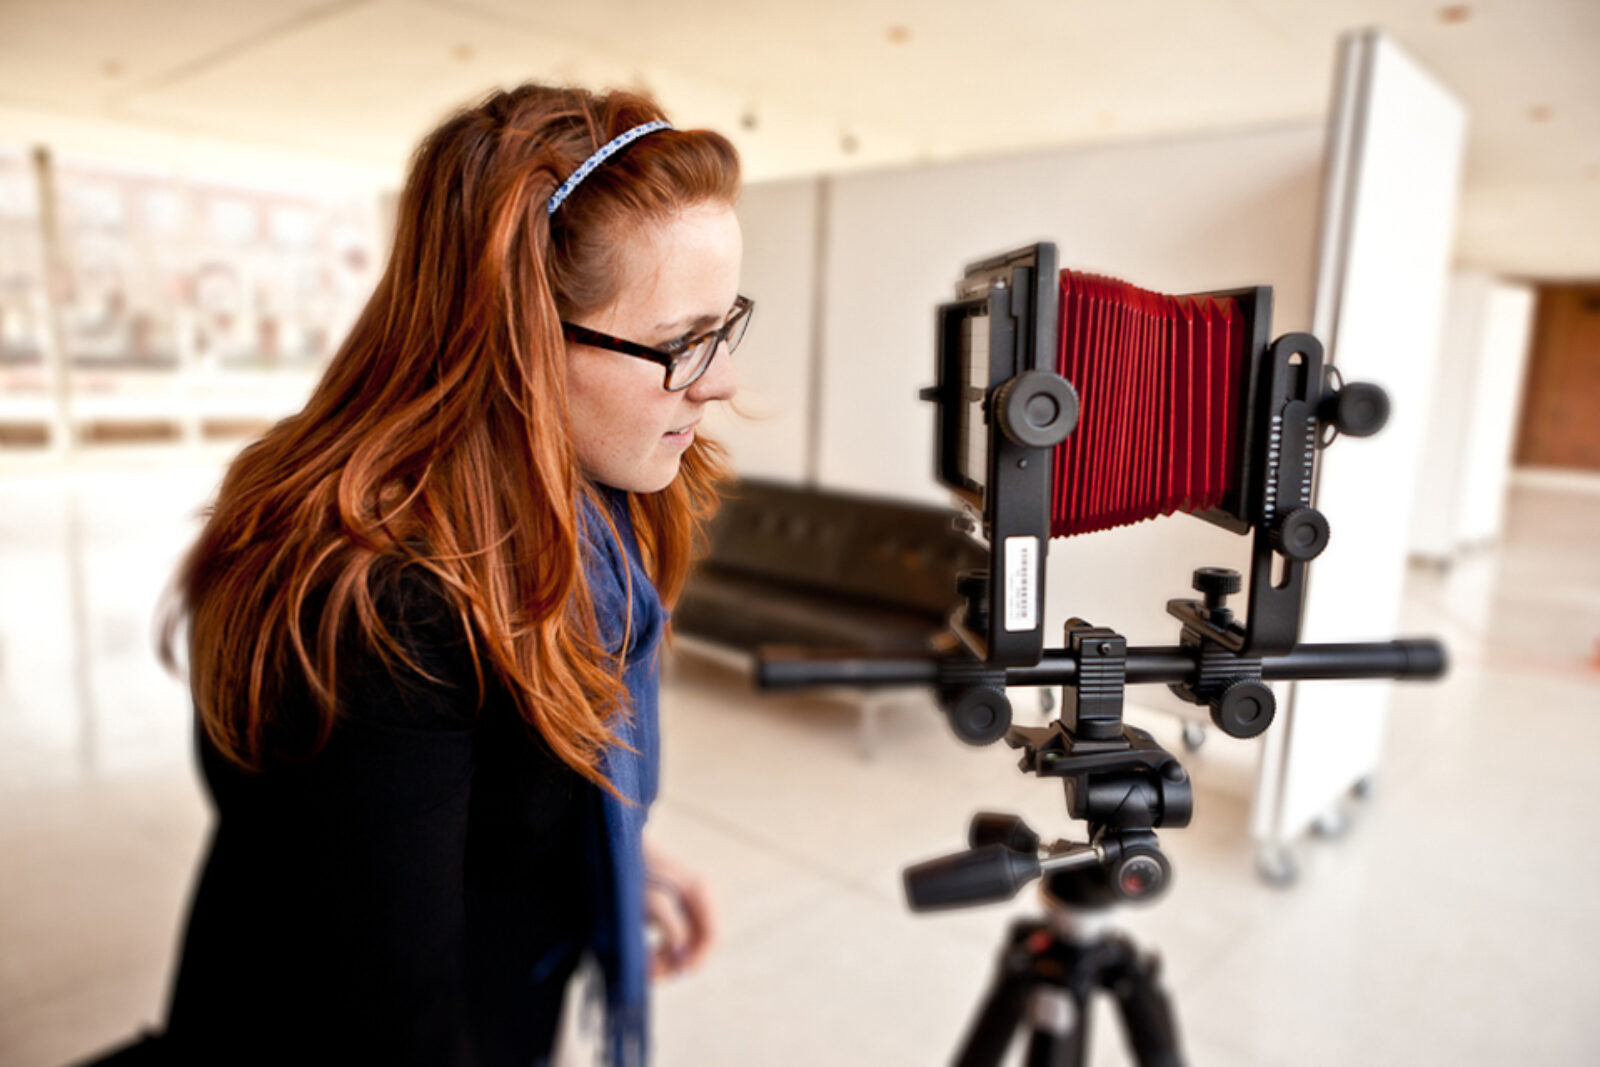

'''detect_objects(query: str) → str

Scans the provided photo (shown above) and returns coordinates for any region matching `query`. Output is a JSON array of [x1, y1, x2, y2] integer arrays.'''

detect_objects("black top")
[[162, 568, 598, 1066]]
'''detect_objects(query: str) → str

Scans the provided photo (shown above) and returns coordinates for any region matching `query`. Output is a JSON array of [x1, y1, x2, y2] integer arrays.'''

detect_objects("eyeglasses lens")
[[667, 303, 751, 391]]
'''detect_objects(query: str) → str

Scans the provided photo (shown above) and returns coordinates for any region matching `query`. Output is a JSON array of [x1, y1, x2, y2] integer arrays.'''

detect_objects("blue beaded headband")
[[546, 120, 674, 216]]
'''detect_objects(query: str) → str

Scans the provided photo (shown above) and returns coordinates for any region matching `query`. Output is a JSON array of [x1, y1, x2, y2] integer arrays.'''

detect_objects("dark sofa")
[[674, 477, 984, 654], [671, 478, 986, 753]]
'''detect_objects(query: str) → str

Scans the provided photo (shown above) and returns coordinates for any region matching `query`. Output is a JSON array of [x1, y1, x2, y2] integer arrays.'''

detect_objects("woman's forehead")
[[604, 204, 742, 329]]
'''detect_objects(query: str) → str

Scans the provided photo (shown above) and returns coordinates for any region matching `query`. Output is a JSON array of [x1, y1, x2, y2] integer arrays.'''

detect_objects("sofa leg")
[[858, 697, 882, 761]]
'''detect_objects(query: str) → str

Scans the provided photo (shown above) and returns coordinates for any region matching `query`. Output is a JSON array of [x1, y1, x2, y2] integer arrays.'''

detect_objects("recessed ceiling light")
[[100, 59, 123, 78], [452, 44, 474, 62], [740, 111, 759, 132], [840, 133, 860, 155], [1438, 4, 1472, 23], [886, 25, 911, 45], [1528, 104, 1554, 123]]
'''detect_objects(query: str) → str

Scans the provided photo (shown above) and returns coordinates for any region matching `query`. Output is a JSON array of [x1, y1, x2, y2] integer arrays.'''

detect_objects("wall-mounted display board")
[[0, 149, 50, 446], [0, 147, 382, 456]]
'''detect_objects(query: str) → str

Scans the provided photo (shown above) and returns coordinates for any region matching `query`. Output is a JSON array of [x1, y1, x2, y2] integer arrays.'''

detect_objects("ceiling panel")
[[0, 0, 1593, 274], [0, 0, 343, 109]]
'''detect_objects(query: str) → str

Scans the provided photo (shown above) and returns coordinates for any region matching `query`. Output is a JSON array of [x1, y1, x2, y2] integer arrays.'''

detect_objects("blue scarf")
[[580, 486, 665, 1067]]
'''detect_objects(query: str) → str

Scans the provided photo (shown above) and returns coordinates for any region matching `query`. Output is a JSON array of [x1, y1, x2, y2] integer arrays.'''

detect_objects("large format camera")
[[757, 242, 1444, 1066]]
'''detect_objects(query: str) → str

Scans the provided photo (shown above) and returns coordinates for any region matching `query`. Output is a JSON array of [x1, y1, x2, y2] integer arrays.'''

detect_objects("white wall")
[[709, 179, 819, 482]]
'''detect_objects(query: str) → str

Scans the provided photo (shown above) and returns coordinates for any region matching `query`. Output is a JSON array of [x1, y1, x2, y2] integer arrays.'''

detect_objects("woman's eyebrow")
[[655, 303, 732, 334]]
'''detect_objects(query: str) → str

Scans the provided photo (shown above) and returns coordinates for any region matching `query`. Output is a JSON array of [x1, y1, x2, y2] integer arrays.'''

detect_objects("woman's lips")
[[663, 422, 697, 447]]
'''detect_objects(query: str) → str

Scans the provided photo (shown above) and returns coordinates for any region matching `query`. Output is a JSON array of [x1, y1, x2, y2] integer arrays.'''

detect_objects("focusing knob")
[[946, 686, 1013, 746], [1320, 381, 1390, 438], [995, 371, 1079, 449], [1270, 507, 1330, 562], [1210, 678, 1276, 739]]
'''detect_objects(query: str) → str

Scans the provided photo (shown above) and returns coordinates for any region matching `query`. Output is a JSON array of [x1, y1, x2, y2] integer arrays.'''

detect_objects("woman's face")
[[564, 200, 742, 493]]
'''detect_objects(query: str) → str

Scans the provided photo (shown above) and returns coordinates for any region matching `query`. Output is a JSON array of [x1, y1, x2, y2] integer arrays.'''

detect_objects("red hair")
[[163, 85, 738, 789]]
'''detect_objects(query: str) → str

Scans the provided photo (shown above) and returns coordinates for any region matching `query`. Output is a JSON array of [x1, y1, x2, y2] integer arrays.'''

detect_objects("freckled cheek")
[[571, 366, 675, 460]]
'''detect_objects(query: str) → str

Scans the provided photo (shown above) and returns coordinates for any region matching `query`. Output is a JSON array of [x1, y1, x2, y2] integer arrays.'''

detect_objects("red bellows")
[[1051, 269, 1246, 538]]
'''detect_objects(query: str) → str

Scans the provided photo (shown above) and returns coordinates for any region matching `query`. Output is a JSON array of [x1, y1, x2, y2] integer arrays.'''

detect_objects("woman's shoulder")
[[322, 557, 487, 733]]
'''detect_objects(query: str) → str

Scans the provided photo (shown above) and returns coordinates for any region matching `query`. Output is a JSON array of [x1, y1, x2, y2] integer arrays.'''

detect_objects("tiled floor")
[[2, 462, 1597, 1066]]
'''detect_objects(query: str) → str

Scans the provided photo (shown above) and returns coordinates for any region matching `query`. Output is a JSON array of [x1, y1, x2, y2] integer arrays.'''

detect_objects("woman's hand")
[[642, 837, 718, 980]]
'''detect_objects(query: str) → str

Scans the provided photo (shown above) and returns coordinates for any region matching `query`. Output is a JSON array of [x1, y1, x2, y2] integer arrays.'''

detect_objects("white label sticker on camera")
[[1004, 536, 1039, 632]]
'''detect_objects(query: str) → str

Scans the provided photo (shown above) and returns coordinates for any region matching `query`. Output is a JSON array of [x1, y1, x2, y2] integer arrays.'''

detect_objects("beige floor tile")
[[651, 888, 991, 1067], [3, 478, 1598, 1066], [642, 799, 843, 953]]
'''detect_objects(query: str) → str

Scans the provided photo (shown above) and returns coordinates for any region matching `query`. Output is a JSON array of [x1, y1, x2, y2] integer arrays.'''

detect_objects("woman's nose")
[[685, 340, 737, 403]]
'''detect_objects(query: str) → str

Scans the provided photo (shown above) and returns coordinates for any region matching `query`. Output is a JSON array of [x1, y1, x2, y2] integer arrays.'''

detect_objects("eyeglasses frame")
[[560, 295, 754, 392]]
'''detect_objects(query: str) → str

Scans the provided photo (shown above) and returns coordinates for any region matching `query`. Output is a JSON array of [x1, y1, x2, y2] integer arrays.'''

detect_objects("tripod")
[[956, 865, 1182, 1067], [764, 569, 1446, 1065], [906, 685, 1192, 1067], [903, 604, 1201, 1066]]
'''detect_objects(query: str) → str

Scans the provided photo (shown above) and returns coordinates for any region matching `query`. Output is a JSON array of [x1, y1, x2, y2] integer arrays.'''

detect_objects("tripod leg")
[[953, 965, 1029, 1067], [954, 924, 1044, 1067], [1104, 936, 1185, 1067], [1021, 982, 1089, 1067]]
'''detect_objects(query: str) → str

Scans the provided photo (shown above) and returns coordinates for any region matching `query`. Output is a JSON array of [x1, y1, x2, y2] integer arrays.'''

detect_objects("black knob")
[[995, 371, 1079, 449], [1320, 381, 1390, 438], [1210, 678, 1276, 739], [969, 812, 1040, 853], [946, 686, 1013, 746], [1109, 847, 1170, 902], [956, 571, 990, 632], [904, 843, 1041, 911], [1270, 507, 1330, 562], [1192, 567, 1242, 604]]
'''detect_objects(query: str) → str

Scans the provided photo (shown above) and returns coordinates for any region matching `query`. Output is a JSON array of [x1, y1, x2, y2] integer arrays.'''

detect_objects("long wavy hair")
[[163, 85, 738, 790]]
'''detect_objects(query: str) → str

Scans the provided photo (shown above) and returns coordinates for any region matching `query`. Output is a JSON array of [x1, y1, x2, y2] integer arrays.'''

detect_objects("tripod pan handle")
[[904, 844, 1041, 912]]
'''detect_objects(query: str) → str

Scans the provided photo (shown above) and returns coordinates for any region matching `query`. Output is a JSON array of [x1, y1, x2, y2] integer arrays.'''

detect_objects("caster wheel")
[[1351, 776, 1375, 801], [1039, 689, 1056, 718], [1311, 804, 1350, 839], [1255, 844, 1299, 888], [1181, 722, 1207, 752]]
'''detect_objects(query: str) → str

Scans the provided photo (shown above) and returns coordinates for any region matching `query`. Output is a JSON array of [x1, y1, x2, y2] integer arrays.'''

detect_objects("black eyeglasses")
[[561, 295, 754, 392]]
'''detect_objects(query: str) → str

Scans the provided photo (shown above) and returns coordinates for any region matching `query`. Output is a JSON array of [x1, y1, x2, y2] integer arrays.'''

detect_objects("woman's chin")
[[596, 456, 682, 495]]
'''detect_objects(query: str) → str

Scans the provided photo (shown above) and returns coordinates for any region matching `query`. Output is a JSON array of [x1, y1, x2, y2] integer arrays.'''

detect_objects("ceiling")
[[0, 0, 1596, 278]]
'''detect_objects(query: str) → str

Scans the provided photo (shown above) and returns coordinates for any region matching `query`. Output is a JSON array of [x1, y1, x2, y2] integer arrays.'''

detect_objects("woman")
[[157, 84, 749, 1066]]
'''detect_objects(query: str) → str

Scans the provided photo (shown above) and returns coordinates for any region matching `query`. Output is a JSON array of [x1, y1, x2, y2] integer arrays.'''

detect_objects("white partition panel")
[[1457, 278, 1535, 544], [706, 178, 819, 482], [1255, 31, 1467, 848], [1410, 270, 1536, 561], [1409, 274, 1483, 562], [816, 126, 1325, 643]]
